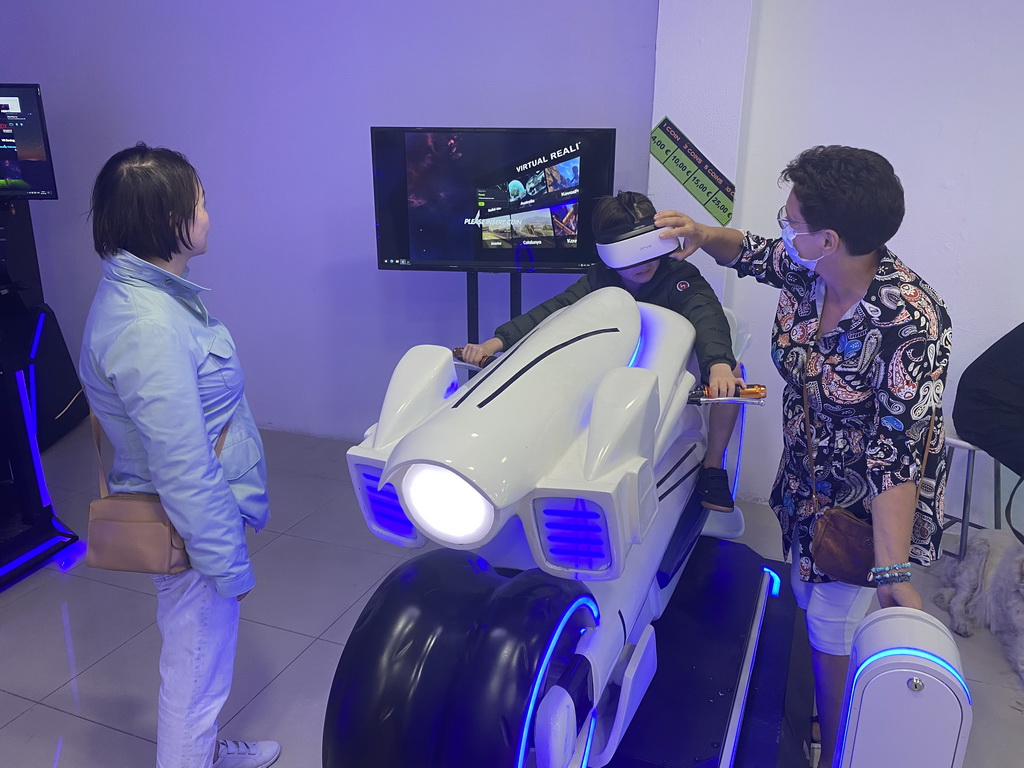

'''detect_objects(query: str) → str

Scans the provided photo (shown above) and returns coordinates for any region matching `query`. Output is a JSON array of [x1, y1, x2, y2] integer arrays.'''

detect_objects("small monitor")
[[372, 127, 615, 273], [0, 84, 58, 201]]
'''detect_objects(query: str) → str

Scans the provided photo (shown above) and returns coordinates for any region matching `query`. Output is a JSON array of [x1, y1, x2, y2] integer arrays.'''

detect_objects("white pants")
[[790, 544, 874, 656], [152, 569, 239, 768]]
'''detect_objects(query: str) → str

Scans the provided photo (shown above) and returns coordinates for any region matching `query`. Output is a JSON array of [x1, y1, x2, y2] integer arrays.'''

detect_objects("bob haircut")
[[781, 145, 904, 257], [91, 143, 202, 261]]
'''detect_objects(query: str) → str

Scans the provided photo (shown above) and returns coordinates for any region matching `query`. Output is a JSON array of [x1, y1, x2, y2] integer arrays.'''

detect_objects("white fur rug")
[[934, 529, 1024, 689]]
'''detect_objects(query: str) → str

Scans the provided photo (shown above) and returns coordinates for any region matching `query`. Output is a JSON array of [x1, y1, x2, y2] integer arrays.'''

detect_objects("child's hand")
[[653, 210, 709, 260], [459, 338, 504, 366], [707, 363, 745, 398]]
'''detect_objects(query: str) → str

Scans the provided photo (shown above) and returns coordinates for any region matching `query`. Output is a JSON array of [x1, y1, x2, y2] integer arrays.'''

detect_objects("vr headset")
[[595, 217, 681, 270]]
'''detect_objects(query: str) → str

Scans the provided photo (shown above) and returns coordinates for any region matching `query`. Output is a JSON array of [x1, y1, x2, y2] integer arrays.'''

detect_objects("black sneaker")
[[697, 466, 734, 512]]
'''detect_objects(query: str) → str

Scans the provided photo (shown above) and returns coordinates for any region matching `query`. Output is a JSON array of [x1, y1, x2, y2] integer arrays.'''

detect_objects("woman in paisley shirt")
[[653, 145, 951, 765]]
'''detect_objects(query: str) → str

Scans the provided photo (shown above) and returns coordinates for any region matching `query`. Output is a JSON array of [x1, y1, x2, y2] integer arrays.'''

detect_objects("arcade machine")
[[0, 83, 84, 588], [323, 228, 972, 767], [322, 259, 788, 766]]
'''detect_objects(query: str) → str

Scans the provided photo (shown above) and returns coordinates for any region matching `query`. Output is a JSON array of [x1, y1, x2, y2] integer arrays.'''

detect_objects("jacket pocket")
[[219, 436, 261, 481], [200, 336, 243, 390]]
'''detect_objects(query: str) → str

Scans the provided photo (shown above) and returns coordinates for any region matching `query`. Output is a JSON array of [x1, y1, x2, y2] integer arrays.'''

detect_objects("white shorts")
[[790, 543, 874, 656]]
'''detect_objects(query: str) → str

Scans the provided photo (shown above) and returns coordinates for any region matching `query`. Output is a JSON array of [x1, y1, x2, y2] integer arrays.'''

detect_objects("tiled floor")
[[1, 420, 1022, 766]]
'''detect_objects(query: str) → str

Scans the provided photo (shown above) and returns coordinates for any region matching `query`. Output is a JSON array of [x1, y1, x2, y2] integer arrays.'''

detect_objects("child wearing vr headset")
[[459, 191, 744, 512]]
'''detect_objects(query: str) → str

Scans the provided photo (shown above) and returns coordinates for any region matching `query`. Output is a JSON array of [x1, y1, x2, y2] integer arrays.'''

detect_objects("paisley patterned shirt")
[[732, 234, 952, 582]]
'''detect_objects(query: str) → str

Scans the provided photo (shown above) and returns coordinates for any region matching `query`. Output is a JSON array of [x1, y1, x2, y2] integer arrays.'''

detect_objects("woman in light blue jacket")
[[80, 144, 279, 768]]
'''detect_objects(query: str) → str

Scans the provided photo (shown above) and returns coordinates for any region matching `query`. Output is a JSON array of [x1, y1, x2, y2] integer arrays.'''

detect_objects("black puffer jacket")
[[493, 257, 736, 383]]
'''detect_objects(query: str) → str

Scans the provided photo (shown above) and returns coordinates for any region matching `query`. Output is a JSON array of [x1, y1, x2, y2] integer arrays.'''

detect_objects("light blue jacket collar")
[[104, 249, 210, 323]]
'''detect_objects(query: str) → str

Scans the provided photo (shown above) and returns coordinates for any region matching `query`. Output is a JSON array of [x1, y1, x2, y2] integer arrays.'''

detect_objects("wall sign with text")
[[650, 117, 734, 225]]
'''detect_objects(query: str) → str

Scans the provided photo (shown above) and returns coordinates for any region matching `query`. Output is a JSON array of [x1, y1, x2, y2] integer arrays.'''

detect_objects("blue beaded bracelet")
[[870, 562, 911, 575], [873, 571, 912, 585]]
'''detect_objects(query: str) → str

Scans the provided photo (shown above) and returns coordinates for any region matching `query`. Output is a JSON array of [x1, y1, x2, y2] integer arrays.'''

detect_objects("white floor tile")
[[0, 575, 155, 701], [0, 703, 155, 767], [259, 429, 352, 479], [0, 565, 59, 610], [242, 535, 399, 637], [245, 527, 280, 557], [285, 498, 411, 558], [226, 619, 316, 729], [0, 691, 34, 729], [42, 618, 313, 741], [68, 564, 158, 597], [42, 444, 102, 496], [47, 491, 93, 542], [961, 677, 1024, 766], [42, 625, 159, 741], [48, 482, 86, 509], [224, 639, 344, 768], [320, 575, 387, 646], [262, 470, 349, 534]]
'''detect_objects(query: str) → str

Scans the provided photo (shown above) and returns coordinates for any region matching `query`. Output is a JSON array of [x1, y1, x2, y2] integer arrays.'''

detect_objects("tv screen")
[[372, 127, 615, 273], [0, 84, 58, 200]]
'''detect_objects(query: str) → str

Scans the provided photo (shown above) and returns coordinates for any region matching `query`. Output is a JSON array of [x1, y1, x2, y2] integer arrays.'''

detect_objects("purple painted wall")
[[5, 0, 660, 439]]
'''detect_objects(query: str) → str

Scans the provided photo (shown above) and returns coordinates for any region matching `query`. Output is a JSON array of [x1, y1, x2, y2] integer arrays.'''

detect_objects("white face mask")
[[780, 222, 826, 272]]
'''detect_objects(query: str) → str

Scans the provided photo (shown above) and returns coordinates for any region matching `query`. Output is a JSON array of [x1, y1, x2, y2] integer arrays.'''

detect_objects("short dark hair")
[[780, 145, 904, 256], [591, 191, 656, 237], [90, 143, 202, 261]]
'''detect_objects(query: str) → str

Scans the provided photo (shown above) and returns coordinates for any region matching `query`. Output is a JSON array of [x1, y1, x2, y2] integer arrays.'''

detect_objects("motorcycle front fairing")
[[348, 287, 702, 578]]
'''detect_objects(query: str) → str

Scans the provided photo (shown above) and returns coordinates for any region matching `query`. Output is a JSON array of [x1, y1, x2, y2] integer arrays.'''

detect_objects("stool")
[[942, 436, 1002, 559]]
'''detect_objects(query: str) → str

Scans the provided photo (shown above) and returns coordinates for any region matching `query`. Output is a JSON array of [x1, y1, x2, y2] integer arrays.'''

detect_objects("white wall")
[[652, 1, 1024, 519], [648, 0, 756, 300], [5, 0, 660, 439]]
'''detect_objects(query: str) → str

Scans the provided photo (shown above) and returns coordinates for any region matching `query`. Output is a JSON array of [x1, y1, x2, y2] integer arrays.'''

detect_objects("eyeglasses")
[[777, 205, 812, 230]]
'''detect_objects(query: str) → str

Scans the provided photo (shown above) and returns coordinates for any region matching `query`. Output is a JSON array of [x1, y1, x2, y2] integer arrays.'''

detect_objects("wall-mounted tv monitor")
[[0, 84, 58, 200], [372, 127, 615, 273]]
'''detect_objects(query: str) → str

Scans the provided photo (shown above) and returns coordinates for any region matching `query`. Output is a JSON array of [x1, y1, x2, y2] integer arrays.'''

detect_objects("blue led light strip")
[[16, 369, 51, 507], [762, 567, 781, 597], [517, 595, 600, 768], [628, 334, 643, 367], [29, 364, 37, 426], [30, 311, 45, 359], [580, 712, 597, 766], [0, 536, 68, 580]]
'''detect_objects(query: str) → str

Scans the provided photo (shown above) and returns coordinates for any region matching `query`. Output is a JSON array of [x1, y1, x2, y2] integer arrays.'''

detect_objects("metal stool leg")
[[994, 460, 1002, 530], [958, 449, 976, 560]]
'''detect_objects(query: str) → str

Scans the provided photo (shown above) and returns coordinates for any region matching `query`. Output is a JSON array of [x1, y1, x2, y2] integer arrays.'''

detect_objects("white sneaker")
[[212, 740, 281, 768]]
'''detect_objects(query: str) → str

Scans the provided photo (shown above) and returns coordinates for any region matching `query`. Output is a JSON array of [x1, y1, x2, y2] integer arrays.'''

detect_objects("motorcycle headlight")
[[402, 463, 495, 545]]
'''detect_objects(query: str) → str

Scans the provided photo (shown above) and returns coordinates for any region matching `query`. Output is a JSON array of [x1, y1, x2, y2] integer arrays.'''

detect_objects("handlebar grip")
[[703, 384, 766, 399], [452, 347, 494, 368], [689, 383, 767, 404]]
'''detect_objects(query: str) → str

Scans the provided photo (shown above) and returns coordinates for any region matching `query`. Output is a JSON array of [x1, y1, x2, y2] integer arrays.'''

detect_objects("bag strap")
[[914, 409, 936, 512], [802, 383, 820, 518], [90, 411, 230, 499]]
